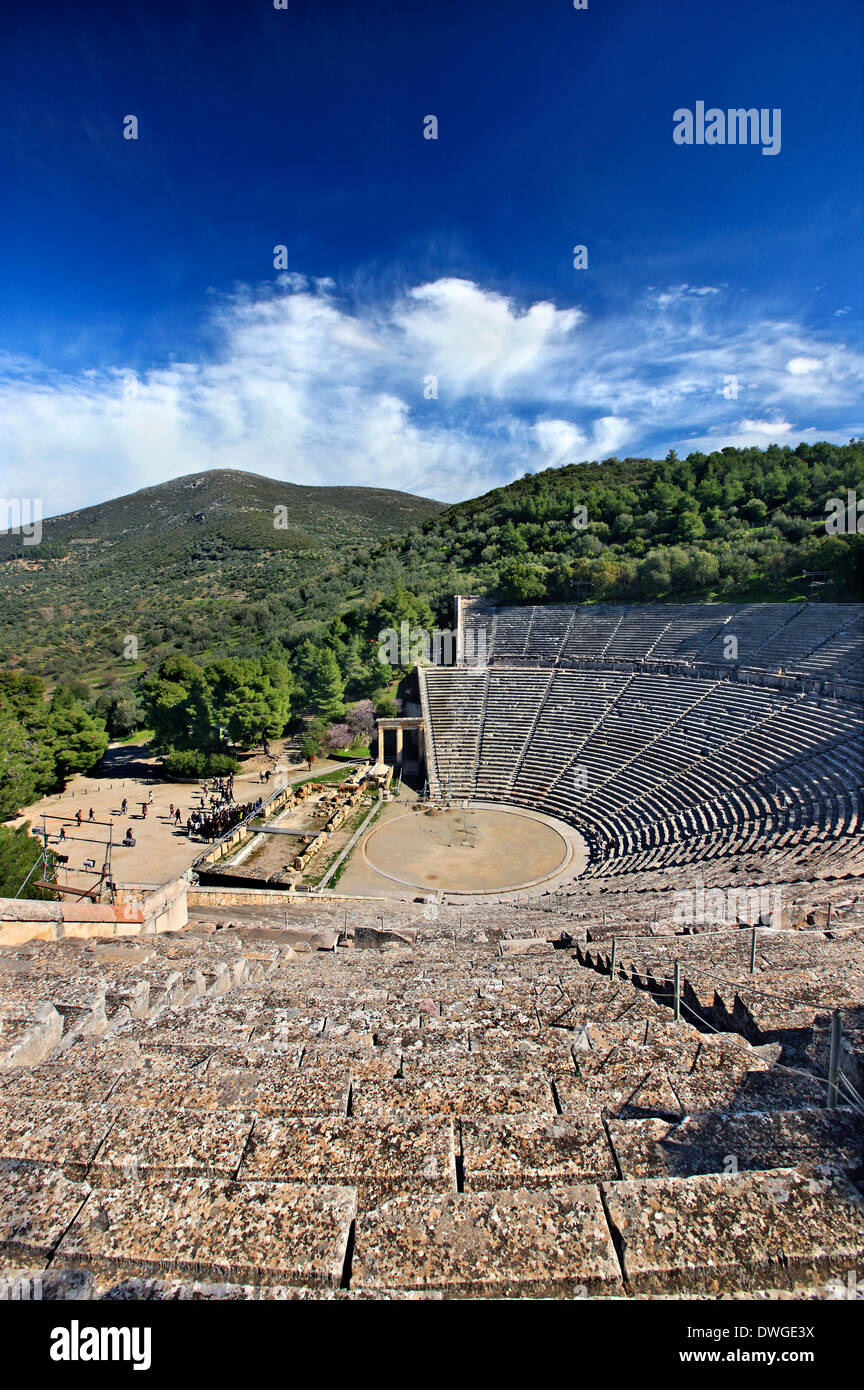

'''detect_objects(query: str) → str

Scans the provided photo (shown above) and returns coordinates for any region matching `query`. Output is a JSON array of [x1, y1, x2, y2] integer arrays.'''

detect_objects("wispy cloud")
[[0, 275, 861, 517]]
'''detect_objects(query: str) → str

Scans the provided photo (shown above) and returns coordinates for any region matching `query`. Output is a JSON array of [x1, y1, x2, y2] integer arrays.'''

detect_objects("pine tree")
[[308, 648, 345, 720]]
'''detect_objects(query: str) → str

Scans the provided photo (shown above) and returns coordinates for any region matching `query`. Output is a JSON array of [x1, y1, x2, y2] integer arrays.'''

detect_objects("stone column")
[[395, 726, 403, 763]]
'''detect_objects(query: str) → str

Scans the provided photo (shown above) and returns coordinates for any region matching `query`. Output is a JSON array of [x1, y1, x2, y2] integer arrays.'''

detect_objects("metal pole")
[[827, 1011, 842, 1109], [673, 960, 681, 1023], [750, 926, 757, 974], [610, 938, 617, 980]]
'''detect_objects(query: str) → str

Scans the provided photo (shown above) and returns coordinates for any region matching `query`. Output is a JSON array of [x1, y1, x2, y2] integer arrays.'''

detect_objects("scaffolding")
[[20, 811, 116, 903]]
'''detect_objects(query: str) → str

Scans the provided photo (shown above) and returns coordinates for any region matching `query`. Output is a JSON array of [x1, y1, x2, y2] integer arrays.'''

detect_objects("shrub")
[[163, 749, 239, 779]]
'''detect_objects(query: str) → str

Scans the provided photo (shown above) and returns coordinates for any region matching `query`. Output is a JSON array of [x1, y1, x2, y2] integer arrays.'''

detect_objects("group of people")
[[56, 773, 268, 853], [202, 777, 236, 801], [187, 797, 264, 842]]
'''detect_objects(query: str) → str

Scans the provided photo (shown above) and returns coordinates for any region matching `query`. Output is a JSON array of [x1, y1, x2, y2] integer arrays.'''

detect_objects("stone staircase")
[[1, 906, 862, 1299]]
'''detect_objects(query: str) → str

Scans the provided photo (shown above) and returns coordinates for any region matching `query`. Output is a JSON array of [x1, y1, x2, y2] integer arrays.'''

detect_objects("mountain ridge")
[[1, 443, 861, 690]]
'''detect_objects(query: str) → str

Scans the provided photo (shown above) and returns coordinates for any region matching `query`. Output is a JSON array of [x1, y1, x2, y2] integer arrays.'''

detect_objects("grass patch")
[[292, 767, 354, 789], [300, 795, 379, 887]]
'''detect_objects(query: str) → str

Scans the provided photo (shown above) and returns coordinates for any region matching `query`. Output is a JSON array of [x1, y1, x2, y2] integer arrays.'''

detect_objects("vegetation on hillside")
[[3, 447, 860, 704], [0, 672, 109, 819], [367, 440, 863, 611], [0, 469, 443, 688], [1, 442, 861, 897], [0, 822, 56, 900]]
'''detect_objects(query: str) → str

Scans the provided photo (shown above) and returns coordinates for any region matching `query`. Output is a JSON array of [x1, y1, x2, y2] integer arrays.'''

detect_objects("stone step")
[[0, 1162, 90, 1265], [460, 1111, 617, 1188], [602, 1166, 864, 1295], [607, 1107, 864, 1181], [350, 1185, 622, 1297], [52, 1178, 355, 1289], [99, 1276, 445, 1300], [238, 1115, 457, 1209], [349, 1074, 557, 1118]]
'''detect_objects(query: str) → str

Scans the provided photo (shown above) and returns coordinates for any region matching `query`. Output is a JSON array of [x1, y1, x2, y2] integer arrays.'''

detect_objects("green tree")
[[0, 823, 56, 899], [341, 633, 367, 694], [741, 498, 769, 524], [48, 687, 109, 779], [91, 686, 143, 739], [0, 673, 57, 807], [638, 550, 672, 597], [497, 559, 548, 602], [300, 730, 321, 766], [206, 653, 292, 747], [307, 648, 345, 720], [0, 699, 44, 818], [139, 655, 214, 753], [676, 509, 706, 542]]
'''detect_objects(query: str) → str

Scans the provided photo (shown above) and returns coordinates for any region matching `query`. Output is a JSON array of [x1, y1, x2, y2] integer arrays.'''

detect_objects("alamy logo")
[[0, 1273, 41, 1299], [50, 1320, 152, 1371], [825, 1270, 861, 1300], [825, 490, 864, 534], [673, 102, 781, 156], [674, 885, 782, 927], [377, 621, 487, 669], [0, 497, 42, 545]]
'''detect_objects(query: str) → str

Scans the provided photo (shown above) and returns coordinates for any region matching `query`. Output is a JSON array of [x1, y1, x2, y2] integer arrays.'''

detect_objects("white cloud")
[[0, 273, 861, 516], [532, 419, 587, 465], [394, 278, 582, 393]]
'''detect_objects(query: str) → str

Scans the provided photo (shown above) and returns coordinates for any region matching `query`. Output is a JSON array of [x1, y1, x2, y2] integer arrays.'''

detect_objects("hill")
[[0, 443, 861, 694], [0, 470, 443, 685], [360, 439, 864, 619]]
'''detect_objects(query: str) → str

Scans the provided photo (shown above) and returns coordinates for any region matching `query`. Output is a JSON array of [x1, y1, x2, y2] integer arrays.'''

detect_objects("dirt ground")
[[13, 741, 347, 891], [337, 798, 587, 899]]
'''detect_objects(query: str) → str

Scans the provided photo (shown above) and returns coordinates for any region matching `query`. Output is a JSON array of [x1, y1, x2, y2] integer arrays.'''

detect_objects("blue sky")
[[1, 0, 862, 514]]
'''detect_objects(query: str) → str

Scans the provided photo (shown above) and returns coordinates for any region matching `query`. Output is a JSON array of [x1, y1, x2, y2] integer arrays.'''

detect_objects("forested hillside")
[[1, 444, 861, 694], [1, 440, 861, 894], [373, 439, 863, 613], [0, 469, 443, 686]]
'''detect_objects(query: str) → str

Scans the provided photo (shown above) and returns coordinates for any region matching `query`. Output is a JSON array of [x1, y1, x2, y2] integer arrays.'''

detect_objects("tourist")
[[88, 807, 95, 822], [121, 797, 128, 814], [75, 810, 82, 827]]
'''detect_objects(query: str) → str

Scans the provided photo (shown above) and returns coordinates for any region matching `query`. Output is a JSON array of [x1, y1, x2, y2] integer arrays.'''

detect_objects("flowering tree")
[[346, 700, 375, 744], [323, 723, 352, 752]]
